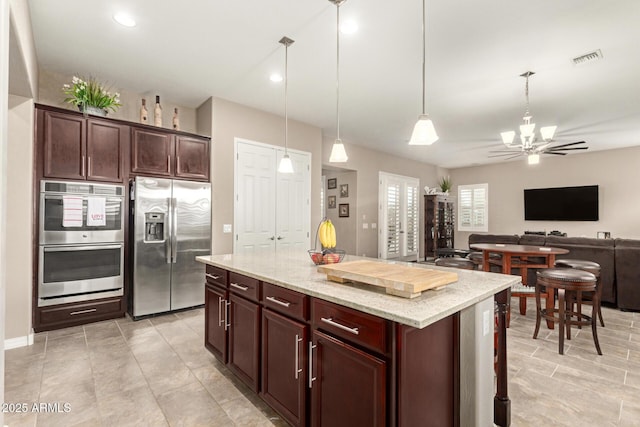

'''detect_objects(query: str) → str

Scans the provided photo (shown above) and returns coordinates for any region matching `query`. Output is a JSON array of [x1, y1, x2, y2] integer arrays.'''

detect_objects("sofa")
[[467, 233, 640, 311]]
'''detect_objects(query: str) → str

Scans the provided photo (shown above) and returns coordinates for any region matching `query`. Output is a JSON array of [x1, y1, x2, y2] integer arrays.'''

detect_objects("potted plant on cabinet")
[[62, 76, 121, 116]]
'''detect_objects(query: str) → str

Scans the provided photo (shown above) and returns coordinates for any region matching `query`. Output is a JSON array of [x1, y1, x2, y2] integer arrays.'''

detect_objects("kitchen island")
[[197, 251, 516, 427]]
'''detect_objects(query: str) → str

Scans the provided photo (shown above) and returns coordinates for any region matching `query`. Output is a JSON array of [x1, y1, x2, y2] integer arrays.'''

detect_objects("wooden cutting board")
[[317, 260, 458, 298]]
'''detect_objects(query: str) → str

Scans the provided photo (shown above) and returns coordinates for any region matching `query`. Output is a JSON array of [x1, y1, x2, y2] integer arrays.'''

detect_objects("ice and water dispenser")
[[144, 212, 165, 242]]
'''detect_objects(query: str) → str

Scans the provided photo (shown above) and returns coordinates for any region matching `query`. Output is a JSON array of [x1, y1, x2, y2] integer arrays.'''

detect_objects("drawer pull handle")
[[206, 273, 221, 280], [230, 282, 249, 291], [321, 317, 360, 335], [70, 308, 97, 316], [266, 296, 291, 308]]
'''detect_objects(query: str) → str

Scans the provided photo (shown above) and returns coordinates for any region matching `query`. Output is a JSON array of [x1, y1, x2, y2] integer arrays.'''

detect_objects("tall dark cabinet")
[[424, 194, 455, 260]]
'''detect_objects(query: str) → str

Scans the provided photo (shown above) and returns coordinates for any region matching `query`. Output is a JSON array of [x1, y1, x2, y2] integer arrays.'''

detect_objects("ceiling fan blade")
[[545, 147, 589, 152], [489, 150, 522, 154], [545, 152, 567, 155], [549, 141, 587, 149], [504, 153, 523, 160], [489, 153, 522, 157]]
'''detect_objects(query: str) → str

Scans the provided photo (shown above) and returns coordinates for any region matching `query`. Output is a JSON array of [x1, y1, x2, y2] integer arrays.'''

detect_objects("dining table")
[[470, 243, 570, 329]]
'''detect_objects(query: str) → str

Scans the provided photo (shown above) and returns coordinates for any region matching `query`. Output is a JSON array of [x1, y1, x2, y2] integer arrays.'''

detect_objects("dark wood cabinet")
[[36, 296, 125, 331], [261, 309, 308, 427], [311, 330, 386, 427], [130, 127, 173, 176], [228, 293, 261, 392], [131, 128, 210, 181], [425, 194, 456, 260], [42, 111, 86, 180], [205, 283, 228, 363], [86, 119, 126, 182], [175, 135, 210, 180], [40, 109, 126, 183]]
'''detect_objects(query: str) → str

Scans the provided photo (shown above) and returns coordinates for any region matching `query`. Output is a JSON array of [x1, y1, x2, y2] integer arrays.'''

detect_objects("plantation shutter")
[[458, 183, 488, 232], [379, 172, 420, 260], [386, 182, 401, 257], [406, 184, 419, 254]]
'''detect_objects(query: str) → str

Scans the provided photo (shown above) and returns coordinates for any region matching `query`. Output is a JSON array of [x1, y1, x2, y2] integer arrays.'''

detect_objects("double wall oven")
[[38, 180, 125, 306]]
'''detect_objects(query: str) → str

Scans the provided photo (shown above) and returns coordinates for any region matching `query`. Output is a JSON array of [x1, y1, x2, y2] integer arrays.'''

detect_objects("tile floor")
[[3, 301, 640, 426]]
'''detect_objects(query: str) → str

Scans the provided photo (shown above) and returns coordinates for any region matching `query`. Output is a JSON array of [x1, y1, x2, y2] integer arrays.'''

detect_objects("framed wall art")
[[340, 183, 349, 198], [339, 203, 349, 217], [327, 178, 337, 189], [328, 195, 336, 209]]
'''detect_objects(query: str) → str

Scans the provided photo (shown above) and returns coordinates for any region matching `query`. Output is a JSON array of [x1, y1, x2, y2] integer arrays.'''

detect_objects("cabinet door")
[[175, 135, 209, 180], [261, 309, 307, 427], [311, 330, 386, 427], [130, 127, 173, 176], [228, 293, 261, 392], [86, 119, 126, 182], [42, 111, 86, 180], [205, 284, 228, 363]]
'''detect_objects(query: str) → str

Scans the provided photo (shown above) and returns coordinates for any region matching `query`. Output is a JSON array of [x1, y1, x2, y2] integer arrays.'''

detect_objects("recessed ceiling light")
[[340, 20, 358, 35], [113, 13, 136, 27], [270, 73, 283, 83]]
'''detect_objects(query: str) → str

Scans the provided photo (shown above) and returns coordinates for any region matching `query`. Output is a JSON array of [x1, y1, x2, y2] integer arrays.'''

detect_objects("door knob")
[[269, 236, 275, 240], [277, 236, 284, 240]]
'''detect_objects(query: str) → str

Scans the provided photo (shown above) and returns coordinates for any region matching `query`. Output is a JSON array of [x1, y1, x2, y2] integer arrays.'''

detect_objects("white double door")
[[378, 172, 419, 260], [234, 139, 311, 253]]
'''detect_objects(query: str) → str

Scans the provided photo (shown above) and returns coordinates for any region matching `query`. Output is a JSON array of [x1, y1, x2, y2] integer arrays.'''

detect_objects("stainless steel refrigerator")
[[131, 177, 211, 317]]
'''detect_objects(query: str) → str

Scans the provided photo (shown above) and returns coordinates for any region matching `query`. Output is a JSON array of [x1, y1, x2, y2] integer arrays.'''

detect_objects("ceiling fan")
[[489, 71, 589, 164]]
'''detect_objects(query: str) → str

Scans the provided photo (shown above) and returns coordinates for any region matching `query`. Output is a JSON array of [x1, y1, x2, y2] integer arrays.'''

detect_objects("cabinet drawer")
[[312, 298, 389, 355], [206, 265, 228, 288], [229, 272, 260, 302], [39, 297, 124, 329], [262, 282, 309, 322]]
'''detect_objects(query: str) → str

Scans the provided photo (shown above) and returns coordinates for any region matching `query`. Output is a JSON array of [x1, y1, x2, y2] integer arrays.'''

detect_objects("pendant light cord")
[[421, 0, 426, 115], [285, 42, 289, 154], [336, 2, 341, 141]]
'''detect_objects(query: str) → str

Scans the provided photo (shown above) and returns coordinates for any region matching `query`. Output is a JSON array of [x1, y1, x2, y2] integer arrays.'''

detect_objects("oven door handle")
[[43, 244, 123, 252]]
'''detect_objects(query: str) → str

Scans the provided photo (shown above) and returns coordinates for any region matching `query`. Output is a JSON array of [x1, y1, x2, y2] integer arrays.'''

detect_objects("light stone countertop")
[[196, 250, 518, 329]]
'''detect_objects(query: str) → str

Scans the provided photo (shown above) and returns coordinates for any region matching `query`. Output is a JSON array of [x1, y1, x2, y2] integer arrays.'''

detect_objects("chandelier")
[[500, 71, 556, 163]]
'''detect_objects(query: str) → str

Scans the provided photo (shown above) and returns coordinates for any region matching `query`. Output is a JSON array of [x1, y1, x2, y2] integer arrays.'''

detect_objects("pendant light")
[[278, 36, 295, 174], [408, 0, 438, 146], [328, 0, 348, 163]]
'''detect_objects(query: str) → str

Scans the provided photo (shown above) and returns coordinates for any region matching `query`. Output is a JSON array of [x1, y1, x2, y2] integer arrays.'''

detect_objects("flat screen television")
[[524, 185, 599, 221]]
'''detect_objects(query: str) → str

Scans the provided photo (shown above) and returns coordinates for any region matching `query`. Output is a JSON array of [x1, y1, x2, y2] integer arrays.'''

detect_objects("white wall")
[[6, 95, 33, 341], [322, 139, 446, 258], [451, 146, 640, 248]]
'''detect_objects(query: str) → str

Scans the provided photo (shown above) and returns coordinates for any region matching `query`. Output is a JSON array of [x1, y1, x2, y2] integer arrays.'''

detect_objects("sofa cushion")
[[614, 239, 640, 311], [545, 236, 615, 303], [518, 234, 547, 246]]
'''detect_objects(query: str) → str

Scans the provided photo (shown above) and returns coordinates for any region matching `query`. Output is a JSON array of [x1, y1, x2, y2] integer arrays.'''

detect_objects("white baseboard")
[[4, 333, 34, 349]]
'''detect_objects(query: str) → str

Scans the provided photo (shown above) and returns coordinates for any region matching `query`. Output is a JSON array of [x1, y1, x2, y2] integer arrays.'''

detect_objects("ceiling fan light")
[[520, 123, 536, 138], [540, 125, 557, 141], [278, 153, 294, 173], [528, 153, 540, 165], [500, 131, 515, 145], [329, 139, 348, 162], [408, 115, 438, 145]]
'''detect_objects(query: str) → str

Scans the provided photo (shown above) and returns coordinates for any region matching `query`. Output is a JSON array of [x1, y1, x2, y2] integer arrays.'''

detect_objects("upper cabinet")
[[35, 104, 210, 184], [38, 108, 127, 183], [131, 128, 210, 181]]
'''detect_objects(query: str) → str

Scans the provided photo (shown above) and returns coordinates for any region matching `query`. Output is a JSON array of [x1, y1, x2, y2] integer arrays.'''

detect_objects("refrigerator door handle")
[[166, 197, 172, 264], [171, 198, 178, 263]]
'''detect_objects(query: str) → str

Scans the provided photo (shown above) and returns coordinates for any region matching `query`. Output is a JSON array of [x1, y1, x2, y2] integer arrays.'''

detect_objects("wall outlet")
[[371, 223, 377, 229], [223, 224, 232, 233], [483, 310, 491, 336], [363, 223, 369, 229]]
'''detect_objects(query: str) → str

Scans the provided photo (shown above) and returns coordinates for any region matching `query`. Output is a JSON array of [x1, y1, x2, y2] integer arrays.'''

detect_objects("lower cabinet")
[[261, 309, 308, 427], [203, 269, 459, 426], [205, 283, 228, 363], [35, 296, 125, 332], [228, 293, 261, 392], [310, 330, 386, 427]]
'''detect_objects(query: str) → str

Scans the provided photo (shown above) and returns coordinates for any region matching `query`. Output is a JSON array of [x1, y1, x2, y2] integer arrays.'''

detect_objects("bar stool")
[[434, 257, 476, 270], [533, 268, 602, 355], [466, 251, 502, 271], [554, 259, 605, 327]]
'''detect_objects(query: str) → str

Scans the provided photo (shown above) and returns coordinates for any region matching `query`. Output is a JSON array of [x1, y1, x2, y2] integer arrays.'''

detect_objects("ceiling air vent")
[[572, 49, 603, 66]]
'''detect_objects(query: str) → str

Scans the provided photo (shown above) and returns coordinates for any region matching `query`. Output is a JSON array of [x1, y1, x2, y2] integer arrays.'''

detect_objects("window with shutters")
[[379, 172, 419, 260], [458, 183, 488, 232]]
